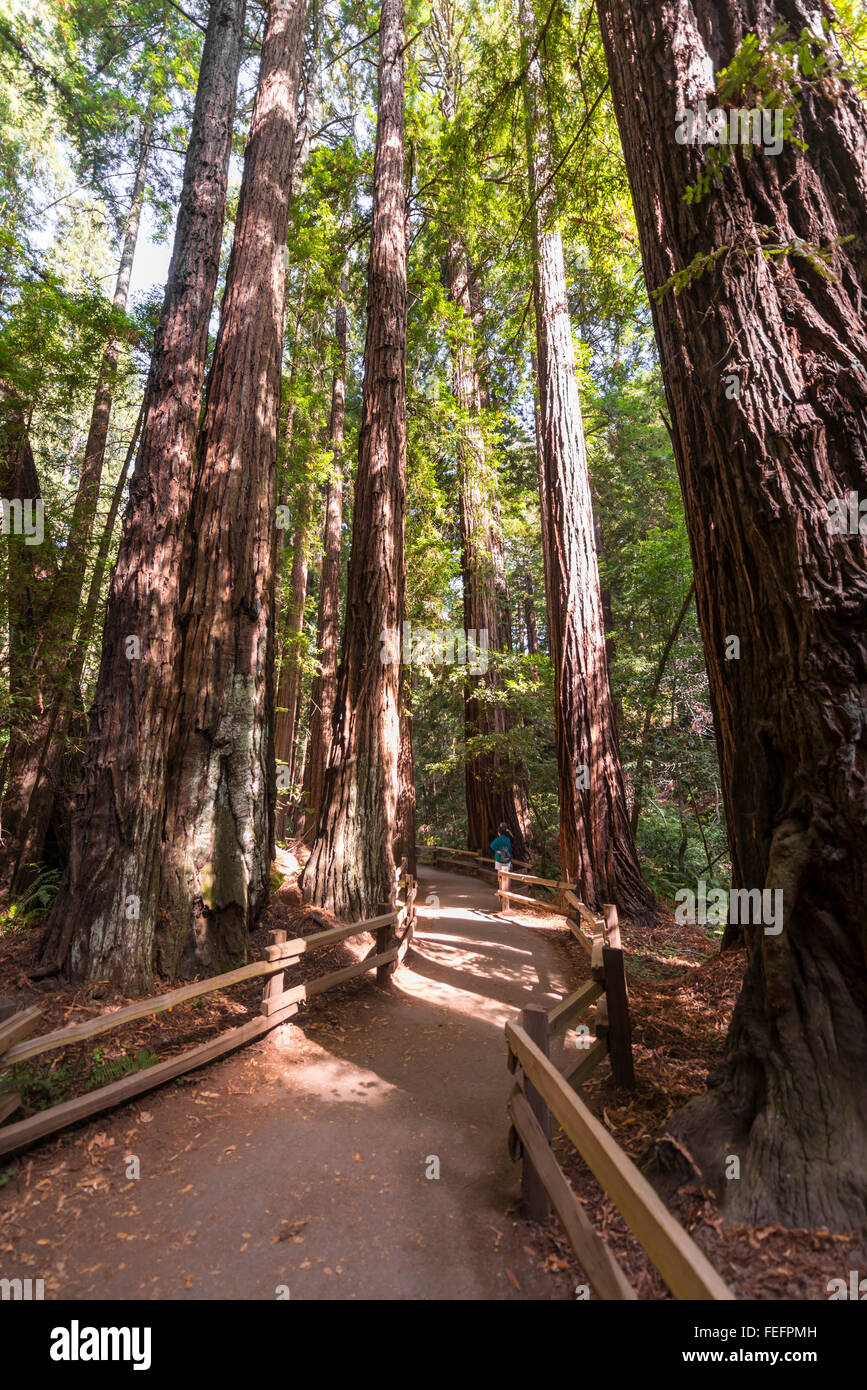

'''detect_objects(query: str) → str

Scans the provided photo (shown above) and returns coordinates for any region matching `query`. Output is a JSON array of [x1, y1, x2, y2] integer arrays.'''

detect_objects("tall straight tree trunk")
[[0, 110, 153, 898], [299, 293, 347, 843], [394, 663, 417, 876], [0, 384, 55, 702], [42, 0, 248, 984], [3, 405, 144, 887], [597, 0, 867, 1227], [158, 0, 309, 977], [523, 566, 539, 655], [521, 0, 653, 923], [58, 108, 154, 626], [272, 11, 323, 842], [273, 477, 314, 841], [394, 528, 416, 876], [630, 580, 695, 837], [301, 0, 407, 920], [445, 242, 530, 860]]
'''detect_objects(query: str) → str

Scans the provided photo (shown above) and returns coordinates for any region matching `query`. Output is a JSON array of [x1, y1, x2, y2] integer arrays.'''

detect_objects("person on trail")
[[490, 822, 513, 870]]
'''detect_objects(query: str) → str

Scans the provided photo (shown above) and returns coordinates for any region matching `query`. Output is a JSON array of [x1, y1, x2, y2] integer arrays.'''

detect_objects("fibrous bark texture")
[[597, 0, 867, 1227], [43, 0, 248, 987], [445, 241, 531, 861], [159, 0, 309, 977], [299, 294, 347, 843], [300, 0, 407, 920], [522, 0, 654, 923]]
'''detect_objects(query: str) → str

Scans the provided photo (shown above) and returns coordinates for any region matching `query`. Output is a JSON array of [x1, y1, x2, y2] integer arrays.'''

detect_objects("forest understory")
[[1, 0, 866, 1316], [2, 860, 864, 1301]]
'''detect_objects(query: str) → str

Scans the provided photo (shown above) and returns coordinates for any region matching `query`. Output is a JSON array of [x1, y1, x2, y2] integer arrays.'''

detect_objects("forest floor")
[[0, 862, 863, 1300]]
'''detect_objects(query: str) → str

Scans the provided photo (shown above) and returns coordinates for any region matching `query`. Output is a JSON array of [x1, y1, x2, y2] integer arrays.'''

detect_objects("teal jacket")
[[490, 833, 512, 864]]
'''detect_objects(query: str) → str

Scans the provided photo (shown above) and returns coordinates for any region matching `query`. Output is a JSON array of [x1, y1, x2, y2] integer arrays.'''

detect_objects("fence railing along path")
[[418, 841, 734, 1301], [0, 867, 418, 1159]]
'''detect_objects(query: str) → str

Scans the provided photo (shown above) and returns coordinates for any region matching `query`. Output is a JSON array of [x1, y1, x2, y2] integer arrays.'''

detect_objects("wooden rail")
[[506, 1019, 734, 1301], [416, 843, 535, 875], [495, 874, 734, 1300], [0, 871, 418, 1159]]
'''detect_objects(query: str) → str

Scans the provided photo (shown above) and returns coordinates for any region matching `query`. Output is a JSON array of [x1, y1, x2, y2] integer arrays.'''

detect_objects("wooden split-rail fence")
[[418, 841, 734, 1301], [0, 866, 418, 1160]]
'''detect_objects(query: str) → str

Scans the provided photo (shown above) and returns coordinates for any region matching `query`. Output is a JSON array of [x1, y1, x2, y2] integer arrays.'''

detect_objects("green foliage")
[[0, 865, 61, 933], [0, 1044, 159, 1112], [84, 1045, 159, 1090]]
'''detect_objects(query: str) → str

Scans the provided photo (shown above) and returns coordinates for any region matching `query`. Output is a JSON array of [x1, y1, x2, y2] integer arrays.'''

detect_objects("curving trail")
[[1, 866, 585, 1301]]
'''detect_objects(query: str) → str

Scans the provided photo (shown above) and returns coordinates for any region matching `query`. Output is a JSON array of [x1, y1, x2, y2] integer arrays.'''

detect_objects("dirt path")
[[1, 867, 584, 1301]]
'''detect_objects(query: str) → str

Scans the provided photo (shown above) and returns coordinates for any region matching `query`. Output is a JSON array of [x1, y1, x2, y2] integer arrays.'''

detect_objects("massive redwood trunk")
[[42, 0, 248, 986], [158, 0, 309, 977], [299, 293, 347, 844], [597, 0, 867, 1228], [521, 0, 654, 923], [445, 242, 531, 861], [301, 0, 407, 920]]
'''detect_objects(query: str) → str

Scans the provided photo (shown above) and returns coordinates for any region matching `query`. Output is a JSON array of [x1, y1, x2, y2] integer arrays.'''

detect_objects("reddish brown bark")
[[445, 242, 531, 861], [42, 0, 248, 985], [158, 0, 309, 977], [300, 0, 407, 920], [522, 0, 654, 922], [1, 405, 144, 893], [299, 294, 347, 844], [597, 0, 867, 1227], [273, 476, 314, 841]]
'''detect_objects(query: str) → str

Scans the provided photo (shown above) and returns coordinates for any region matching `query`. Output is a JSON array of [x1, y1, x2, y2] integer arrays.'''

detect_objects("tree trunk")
[[273, 477, 314, 840], [521, 0, 654, 922], [299, 293, 347, 843], [157, 0, 309, 977], [0, 115, 152, 897], [300, 0, 407, 920], [2, 404, 145, 893], [42, 0, 248, 986], [445, 241, 531, 861], [597, 0, 867, 1228], [523, 566, 539, 655], [0, 384, 55, 698], [57, 108, 154, 627], [394, 541, 416, 877], [630, 580, 695, 837]]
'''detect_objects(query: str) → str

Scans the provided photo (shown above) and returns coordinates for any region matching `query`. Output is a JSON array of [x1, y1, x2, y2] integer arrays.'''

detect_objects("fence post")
[[498, 864, 509, 915], [407, 875, 417, 931], [520, 1003, 552, 1221], [602, 904, 635, 1089], [375, 900, 398, 988], [603, 901, 621, 950], [262, 929, 286, 1017]]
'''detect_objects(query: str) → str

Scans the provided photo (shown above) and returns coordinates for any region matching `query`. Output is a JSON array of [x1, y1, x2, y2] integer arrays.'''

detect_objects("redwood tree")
[[445, 242, 531, 861], [158, 0, 310, 976], [299, 292, 347, 843], [273, 472, 314, 839], [521, 0, 654, 923], [42, 0, 248, 985], [597, 0, 867, 1227], [0, 106, 154, 897], [301, 0, 407, 921]]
